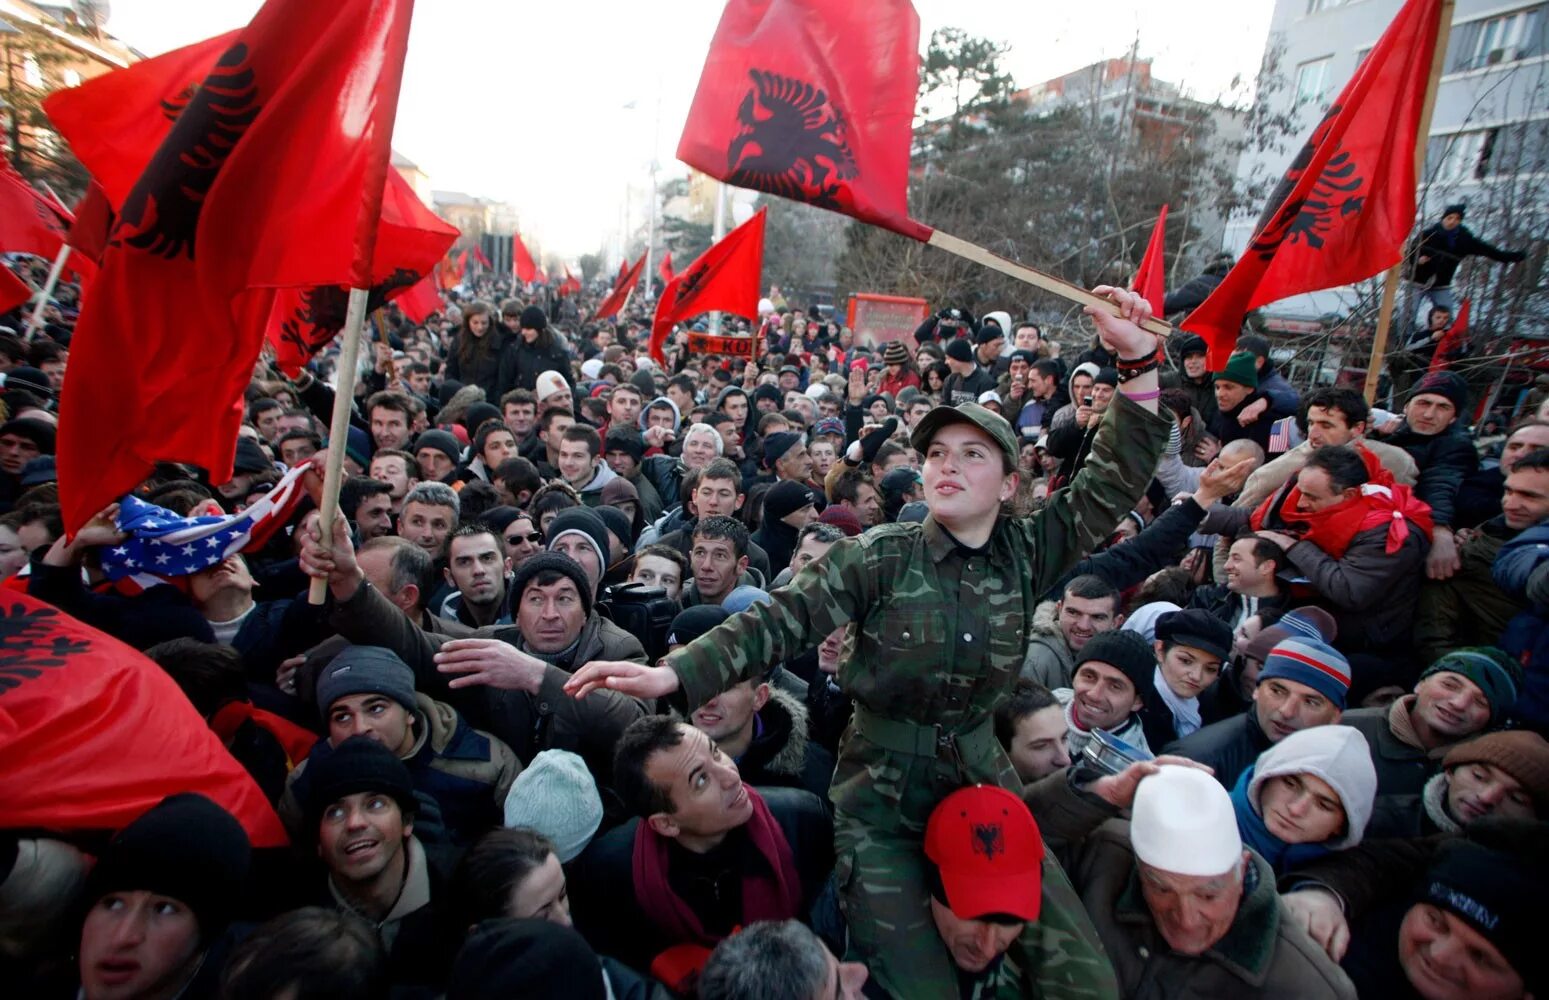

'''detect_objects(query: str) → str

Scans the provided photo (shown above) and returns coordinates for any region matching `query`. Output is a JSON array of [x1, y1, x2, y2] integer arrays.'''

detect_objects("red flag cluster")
[[595, 253, 646, 320], [650, 207, 767, 365], [49, 0, 433, 533], [677, 0, 931, 242], [1185, 0, 1443, 364]]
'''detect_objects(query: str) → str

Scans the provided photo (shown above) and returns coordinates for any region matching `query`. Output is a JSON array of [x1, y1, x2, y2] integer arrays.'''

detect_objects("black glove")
[[859, 418, 899, 464], [409, 789, 452, 847]]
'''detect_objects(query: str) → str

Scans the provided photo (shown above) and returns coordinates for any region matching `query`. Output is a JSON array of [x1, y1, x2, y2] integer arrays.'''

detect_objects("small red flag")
[[595, 253, 646, 320], [58, 0, 417, 534], [1427, 298, 1469, 374], [397, 272, 444, 324], [559, 266, 582, 298], [616, 259, 630, 285], [0, 162, 71, 259], [0, 266, 33, 315], [0, 593, 287, 846], [650, 207, 767, 365], [677, 0, 932, 242], [65, 181, 115, 265], [513, 233, 538, 284], [1185, 0, 1443, 366], [1132, 204, 1168, 317], [659, 251, 674, 285], [473, 245, 492, 269]]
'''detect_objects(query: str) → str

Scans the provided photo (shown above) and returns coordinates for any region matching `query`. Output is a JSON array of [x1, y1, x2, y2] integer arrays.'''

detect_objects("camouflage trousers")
[[832, 718, 1119, 1000]]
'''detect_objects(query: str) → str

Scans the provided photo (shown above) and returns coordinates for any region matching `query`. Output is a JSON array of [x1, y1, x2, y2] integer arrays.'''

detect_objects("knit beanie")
[[882, 340, 910, 365], [604, 429, 645, 464], [1247, 725, 1377, 850], [85, 794, 251, 939], [1419, 839, 1546, 995], [0, 417, 56, 455], [232, 435, 273, 475], [819, 504, 865, 535], [1421, 647, 1523, 724], [304, 737, 418, 832], [594, 505, 632, 552], [1276, 606, 1338, 644], [896, 500, 930, 523], [448, 919, 607, 1000], [512, 551, 594, 617], [519, 305, 548, 331], [3, 366, 53, 401], [502, 750, 604, 863], [534, 371, 570, 403], [1076, 630, 1157, 702], [545, 508, 609, 578], [669, 605, 731, 646], [765, 479, 818, 522], [1411, 370, 1469, 412], [1258, 637, 1351, 710], [722, 585, 772, 615], [1443, 731, 1549, 813], [761, 431, 802, 469], [414, 429, 462, 464], [944, 338, 974, 363], [1443, 203, 1466, 219], [1093, 367, 1119, 388], [315, 645, 419, 721], [1214, 352, 1259, 389], [464, 402, 502, 435]]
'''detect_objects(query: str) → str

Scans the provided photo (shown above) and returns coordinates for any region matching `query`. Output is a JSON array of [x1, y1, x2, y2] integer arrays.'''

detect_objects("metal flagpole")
[[23, 244, 71, 341]]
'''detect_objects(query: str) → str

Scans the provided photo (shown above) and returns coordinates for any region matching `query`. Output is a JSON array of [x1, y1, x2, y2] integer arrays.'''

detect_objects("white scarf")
[[1153, 665, 1202, 738]]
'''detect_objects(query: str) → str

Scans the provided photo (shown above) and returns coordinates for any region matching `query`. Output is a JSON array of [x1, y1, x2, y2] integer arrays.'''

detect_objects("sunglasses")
[[506, 531, 544, 545]]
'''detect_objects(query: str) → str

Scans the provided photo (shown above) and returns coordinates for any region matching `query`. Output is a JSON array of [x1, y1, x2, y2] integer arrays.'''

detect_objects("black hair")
[[1304, 444, 1370, 492], [220, 907, 386, 1000], [693, 514, 750, 559], [994, 680, 1059, 748], [1298, 387, 1370, 434], [144, 639, 247, 718], [613, 715, 685, 817], [1230, 529, 1287, 571], [1514, 448, 1549, 474], [338, 475, 392, 521], [1062, 573, 1120, 605], [451, 827, 559, 928]]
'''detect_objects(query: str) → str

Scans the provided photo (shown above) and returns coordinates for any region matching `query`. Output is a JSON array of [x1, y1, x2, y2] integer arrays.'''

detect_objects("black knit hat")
[[464, 402, 502, 434], [1093, 367, 1119, 387], [1420, 836, 1546, 993], [765, 479, 818, 521], [1443, 203, 1466, 219], [512, 550, 594, 617], [544, 508, 609, 586], [85, 794, 252, 938], [762, 431, 802, 469], [593, 505, 632, 553], [448, 919, 606, 1000], [414, 429, 462, 464], [669, 605, 731, 646], [519, 305, 547, 331], [303, 736, 418, 834], [231, 435, 273, 475], [752, 384, 783, 408], [1411, 370, 1469, 412], [604, 429, 645, 463], [944, 338, 974, 363], [1076, 630, 1157, 702]]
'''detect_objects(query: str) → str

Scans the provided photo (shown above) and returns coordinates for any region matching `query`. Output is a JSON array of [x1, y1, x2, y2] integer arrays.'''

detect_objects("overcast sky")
[[105, 1, 1277, 258]]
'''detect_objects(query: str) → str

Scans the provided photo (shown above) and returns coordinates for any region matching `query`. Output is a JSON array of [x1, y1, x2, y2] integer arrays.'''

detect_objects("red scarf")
[[1249, 448, 1432, 559], [631, 786, 803, 946]]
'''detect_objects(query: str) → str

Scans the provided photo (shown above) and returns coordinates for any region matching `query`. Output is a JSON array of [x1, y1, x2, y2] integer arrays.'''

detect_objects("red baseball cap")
[[924, 785, 1043, 922]]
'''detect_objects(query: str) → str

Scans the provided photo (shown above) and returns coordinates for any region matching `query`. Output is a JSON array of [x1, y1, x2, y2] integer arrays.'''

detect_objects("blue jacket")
[[1493, 522, 1549, 732]]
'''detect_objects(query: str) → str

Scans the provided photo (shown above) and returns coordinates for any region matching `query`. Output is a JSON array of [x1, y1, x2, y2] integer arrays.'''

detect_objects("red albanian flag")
[[1185, 0, 1444, 366], [473, 245, 492, 269], [659, 250, 674, 285], [513, 234, 538, 284], [265, 168, 458, 375], [1427, 298, 1470, 374], [559, 266, 581, 297], [0, 593, 287, 846], [57, 0, 417, 534], [616, 259, 630, 285], [677, 0, 932, 242], [595, 253, 646, 320], [1132, 204, 1168, 317], [397, 272, 444, 324], [0, 266, 33, 315], [650, 207, 767, 366], [0, 161, 71, 259], [66, 181, 116, 266]]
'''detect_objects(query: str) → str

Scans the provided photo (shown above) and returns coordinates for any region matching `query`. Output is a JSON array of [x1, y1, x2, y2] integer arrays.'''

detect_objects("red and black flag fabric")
[[65, 181, 115, 267], [397, 272, 445, 324], [0, 161, 71, 259], [1132, 204, 1168, 317], [1184, 0, 1444, 365], [1428, 298, 1470, 374], [677, 0, 931, 241], [513, 233, 538, 284], [658, 251, 674, 285], [473, 245, 492, 269], [650, 207, 767, 365], [595, 253, 645, 320], [55, 0, 417, 534], [0, 593, 288, 846]]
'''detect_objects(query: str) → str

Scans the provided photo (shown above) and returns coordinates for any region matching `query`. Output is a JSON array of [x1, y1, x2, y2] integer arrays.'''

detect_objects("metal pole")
[[307, 286, 370, 605], [644, 92, 661, 302], [23, 244, 70, 341], [708, 182, 727, 335]]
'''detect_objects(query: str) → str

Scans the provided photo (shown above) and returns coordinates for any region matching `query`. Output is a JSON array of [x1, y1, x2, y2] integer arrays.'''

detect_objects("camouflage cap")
[[909, 402, 1018, 467]]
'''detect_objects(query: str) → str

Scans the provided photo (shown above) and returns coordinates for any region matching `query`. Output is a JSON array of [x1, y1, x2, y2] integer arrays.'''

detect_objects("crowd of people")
[[1, 248, 1547, 1000]]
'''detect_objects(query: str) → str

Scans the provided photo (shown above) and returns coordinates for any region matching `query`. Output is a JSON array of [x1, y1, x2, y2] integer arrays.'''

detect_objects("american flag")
[[1267, 417, 1301, 455], [99, 463, 309, 582]]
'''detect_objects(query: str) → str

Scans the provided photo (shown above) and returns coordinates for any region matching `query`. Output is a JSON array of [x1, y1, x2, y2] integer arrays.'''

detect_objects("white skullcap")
[[1130, 765, 1242, 877], [580, 358, 604, 380]]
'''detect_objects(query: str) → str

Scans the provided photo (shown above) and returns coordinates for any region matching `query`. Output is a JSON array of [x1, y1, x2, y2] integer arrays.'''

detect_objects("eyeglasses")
[[507, 531, 544, 545]]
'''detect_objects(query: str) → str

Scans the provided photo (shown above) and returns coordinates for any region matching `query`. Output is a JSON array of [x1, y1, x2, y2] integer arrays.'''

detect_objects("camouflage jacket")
[[666, 392, 1169, 828]]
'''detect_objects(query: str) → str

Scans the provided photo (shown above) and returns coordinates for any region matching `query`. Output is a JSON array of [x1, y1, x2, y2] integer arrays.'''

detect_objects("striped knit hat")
[[1259, 637, 1351, 709]]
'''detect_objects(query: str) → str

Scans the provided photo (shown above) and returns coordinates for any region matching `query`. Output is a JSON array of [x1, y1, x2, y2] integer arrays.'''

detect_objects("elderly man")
[[1029, 761, 1356, 999], [301, 517, 645, 781]]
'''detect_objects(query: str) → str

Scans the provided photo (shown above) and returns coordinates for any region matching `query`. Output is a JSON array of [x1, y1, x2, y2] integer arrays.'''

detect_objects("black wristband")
[[1115, 359, 1159, 384]]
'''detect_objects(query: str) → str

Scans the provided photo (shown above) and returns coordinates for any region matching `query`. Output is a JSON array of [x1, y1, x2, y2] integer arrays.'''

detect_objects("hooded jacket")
[[1019, 600, 1076, 689], [1231, 725, 1377, 874], [735, 687, 836, 807]]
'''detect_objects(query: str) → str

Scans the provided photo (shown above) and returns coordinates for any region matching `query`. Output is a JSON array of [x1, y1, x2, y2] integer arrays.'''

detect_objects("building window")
[[22, 54, 43, 89], [1295, 57, 1334, 105], [1428, 129, 1498, 183], [1307, 0, 1349, 12], [1449, 5, 1546, 72]]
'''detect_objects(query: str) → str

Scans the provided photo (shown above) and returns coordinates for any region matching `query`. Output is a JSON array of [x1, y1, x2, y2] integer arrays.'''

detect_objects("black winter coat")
[[1162, 710, 1275, 790], [1380, 422, 1478, 528], [501, 335, 573, 393], [445, 329, 518, 400], [1409, 222, 1524, 287]]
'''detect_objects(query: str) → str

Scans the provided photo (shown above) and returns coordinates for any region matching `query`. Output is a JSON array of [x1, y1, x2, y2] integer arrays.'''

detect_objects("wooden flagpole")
[[308, 286, 370, 605], [23, 245, 72, 341], [926, 229, 1172, 338], [1364, 0, 1455, 403]]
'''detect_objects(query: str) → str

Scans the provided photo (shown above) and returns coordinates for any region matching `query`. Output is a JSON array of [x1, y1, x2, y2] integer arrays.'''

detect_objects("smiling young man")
[[1021, 575, 1124, 689], [567, 716, 833, 980], [567, 286, 1168, 998], [280, 645, 519, 845], [1053, 628, 1155, 760], [1375, 370, 1479, 582], [305, 736, 460, 990]]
